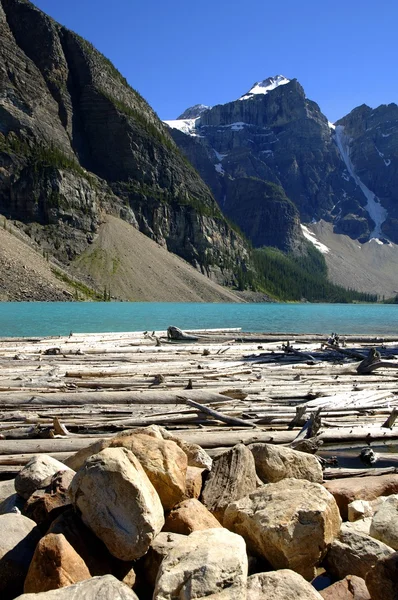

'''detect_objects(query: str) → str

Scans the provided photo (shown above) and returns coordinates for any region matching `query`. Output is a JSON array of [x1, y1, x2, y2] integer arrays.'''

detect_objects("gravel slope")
[[310, 221, 398, 298], [71, 216, 243, 302]]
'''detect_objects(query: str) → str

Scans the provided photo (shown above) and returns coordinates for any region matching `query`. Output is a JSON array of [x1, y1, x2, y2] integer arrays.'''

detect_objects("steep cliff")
[[0, 0, 250, 286]]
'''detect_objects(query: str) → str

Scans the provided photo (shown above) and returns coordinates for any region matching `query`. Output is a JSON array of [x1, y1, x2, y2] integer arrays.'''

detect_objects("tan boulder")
[[15, 455, 73, 500], [141, 531, 186, 588], [15, 574, 139, 600], [201, 444, 258, 522], [343, 518, 372, 536], [324, 527, 394, 580], [246, 569, 324, 599], [69, 447, 164, 560], [66, 432, 187, 510], [224, 478, 341, 580], [320, 575, 370, 600], [250, 443, 323, 483], [184, 466, 205, 499], [0, 479, 16, 503], [370, 495, 398, 549], [153, 528, 247, 599], [365, 552, 398, 600], [348, 500, 374, 522], [324, 474, 398, 520], [24, 533, 91, 593], [163, 498, 222, 535]]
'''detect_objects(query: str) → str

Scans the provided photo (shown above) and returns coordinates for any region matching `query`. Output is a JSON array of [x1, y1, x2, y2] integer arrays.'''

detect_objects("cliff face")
[[0, 0, 249, 283], [167, 78, 396, 248]]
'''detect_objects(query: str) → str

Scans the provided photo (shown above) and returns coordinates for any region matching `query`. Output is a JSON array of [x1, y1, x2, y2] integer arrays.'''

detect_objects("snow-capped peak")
[[177, 104, 210, 120], [240, 75, 290, 100]]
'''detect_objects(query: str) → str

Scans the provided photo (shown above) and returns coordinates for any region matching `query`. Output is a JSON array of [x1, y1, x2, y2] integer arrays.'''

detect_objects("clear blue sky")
[[32, 0, 397, 123]]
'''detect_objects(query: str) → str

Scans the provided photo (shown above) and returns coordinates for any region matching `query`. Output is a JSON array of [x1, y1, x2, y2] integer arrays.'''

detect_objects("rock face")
[[223, 478, 341, 580], [324, 474, 398, 520], [201, 444, 258, 522], [365, 552, 398, 600], [23, 533, 91, 593], [370, 495, 398, 549], [246, 569, 324, 599], [153, 528, 248, 599], [249, 442, 323, 483], [163, 498, 222, 535], [0, 513, 42, 600], [15, 574, 139, 600], [14, 454, 72, 500], [69, 447, 164, 560], [0, 0, 250, 287], [324, 526, 395, 580]]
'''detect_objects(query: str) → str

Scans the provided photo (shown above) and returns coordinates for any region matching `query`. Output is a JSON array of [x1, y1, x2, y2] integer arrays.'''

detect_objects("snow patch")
[[382, 133, 391, 138], [213, 150, 228, 162], [328, 122, 336, 130], [301, 224, 330, 254], [164, 118, 199, 136], [240, 75, 290, 101], [385, 158, 391, 167], [369, 238, 384, 245], [215, 163, 224, 174], [334, 125, 388, 239]]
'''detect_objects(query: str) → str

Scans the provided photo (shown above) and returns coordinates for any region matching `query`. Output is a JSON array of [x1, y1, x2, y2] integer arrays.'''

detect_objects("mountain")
[[0, 0, 251, 299], [165, 76, 398, 252]]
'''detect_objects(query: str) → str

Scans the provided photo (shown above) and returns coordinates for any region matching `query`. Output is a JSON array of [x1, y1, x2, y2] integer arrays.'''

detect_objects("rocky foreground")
[[0, 425, 397, 600]]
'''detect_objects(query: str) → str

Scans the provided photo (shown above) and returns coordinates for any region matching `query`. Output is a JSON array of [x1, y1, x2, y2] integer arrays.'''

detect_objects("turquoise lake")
[[0, 302, 397, 337]]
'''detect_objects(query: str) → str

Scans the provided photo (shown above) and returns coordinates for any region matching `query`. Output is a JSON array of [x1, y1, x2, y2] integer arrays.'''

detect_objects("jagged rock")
[[67, 432, 187, 511], [323, 474, 398, 520], [320, 575, 370, 600], [348, 500, 374, 522], [370, 495, 398, 549], [0, 513, 42, 600], [249, 442, 323, 483], [184, 466, 205, 499], [201, 444, 258, 522], [163, 498, 222, 535], [23, 533, 91, 593], [246, 569, 324, 599], [141, 531, 186, 588], [14, 575, 139, 599], [23, 470, 74, 529], [324, 526, 395, 580], [69, 447, 164, 561], [153, 528, 247, 599], [223, 478, 341, 580], [15, 455, 73, 500], [365, 552, 398, 600]]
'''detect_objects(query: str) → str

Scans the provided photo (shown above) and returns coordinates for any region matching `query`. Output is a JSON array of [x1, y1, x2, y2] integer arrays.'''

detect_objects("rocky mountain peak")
[[177, 104, 210, 119], [240, 75, 290, 100]]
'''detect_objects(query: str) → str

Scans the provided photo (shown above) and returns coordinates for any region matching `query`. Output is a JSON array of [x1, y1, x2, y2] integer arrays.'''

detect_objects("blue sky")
[[32, 0, 397, 123]]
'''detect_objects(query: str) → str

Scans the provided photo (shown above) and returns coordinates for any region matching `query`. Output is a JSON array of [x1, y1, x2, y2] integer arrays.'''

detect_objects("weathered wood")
[[183, 398, 257, 429]]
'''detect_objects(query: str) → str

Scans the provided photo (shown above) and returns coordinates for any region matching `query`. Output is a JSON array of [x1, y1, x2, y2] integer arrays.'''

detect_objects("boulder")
[[246, 569, 324, 599], [15, 455, 73, 500], [69, 447, 164, 560], [343, 518, 372, 536], [23, 470, 74, 530], [370, 495, 398, 549], [320, 575, 370, 600], [15, 574, 139, 599], [66, 432, 187, 510], [24, 533, 91, 593], [0, 513, 42, 600], [365, 552, 398, 600], [324, 526, 395, 580], [184, 466, 205, 499], [324, 474, 398, 520], [0, 492, 25, 514], [348, 500, 373, 522], [153, 528, 247, 599], [201, 444, 258, 522], [163, 498, 222, 535], [224, 478, 341, 580], [0, 479, 16, 503], [249, 443, 323, 483], [141, 531, 186, 588]]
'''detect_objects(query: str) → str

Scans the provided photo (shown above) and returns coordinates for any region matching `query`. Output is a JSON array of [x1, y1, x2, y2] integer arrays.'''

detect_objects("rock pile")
[[0, 425, 397, 599]]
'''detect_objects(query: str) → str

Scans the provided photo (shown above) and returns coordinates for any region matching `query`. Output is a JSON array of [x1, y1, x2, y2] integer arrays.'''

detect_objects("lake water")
[[0, 302, 397, 338]]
